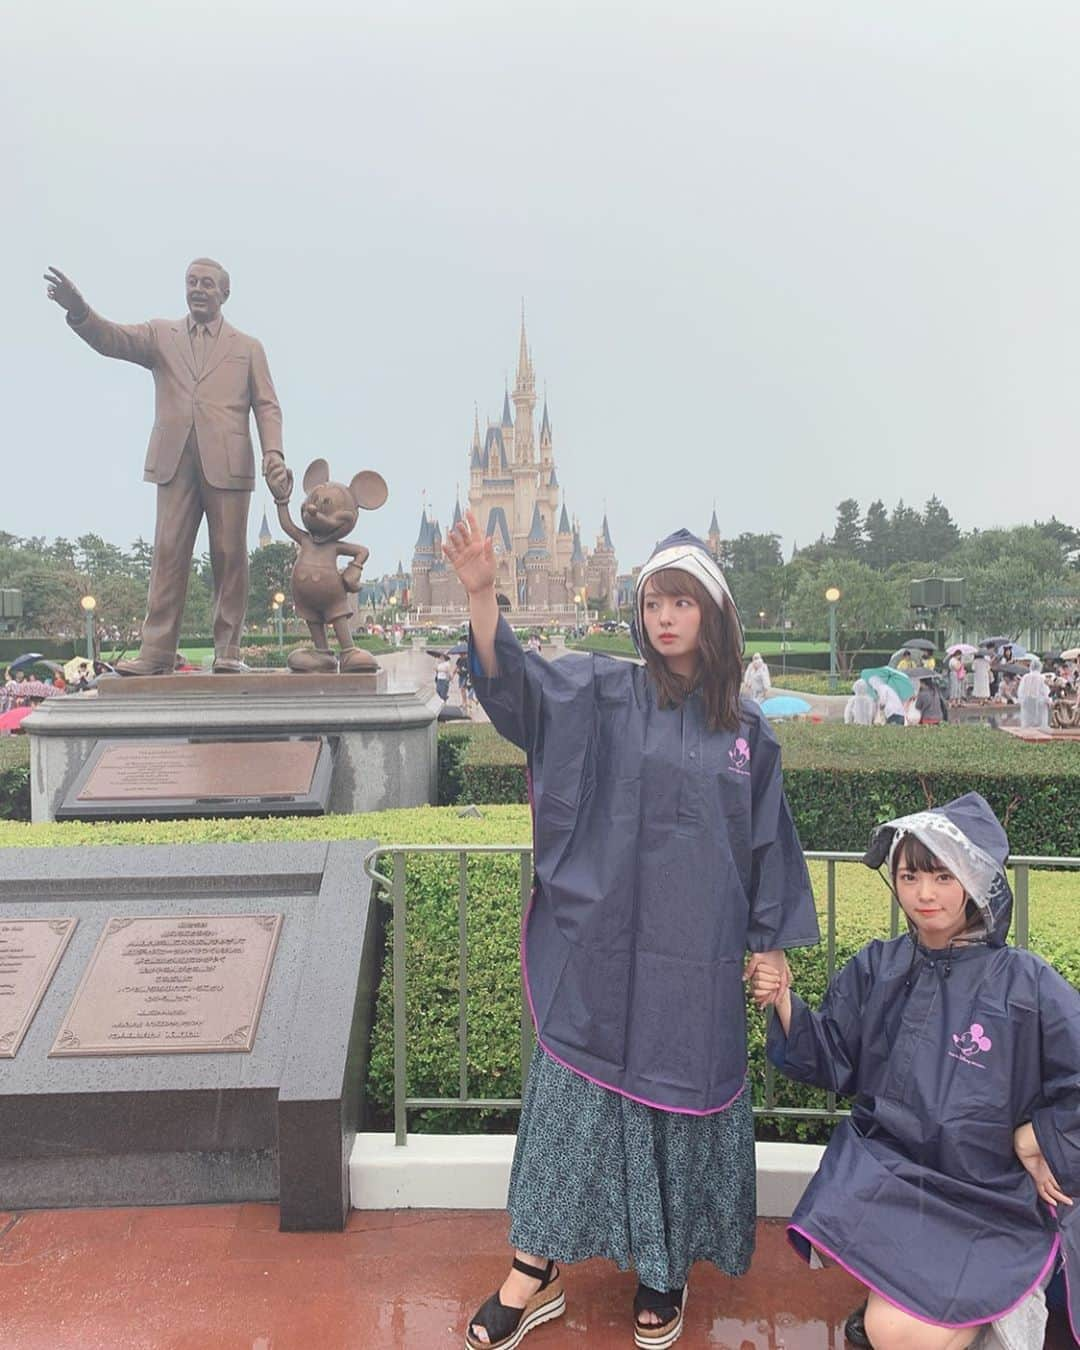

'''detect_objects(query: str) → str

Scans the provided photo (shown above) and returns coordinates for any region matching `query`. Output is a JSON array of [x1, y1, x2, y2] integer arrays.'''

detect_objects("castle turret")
[[258, 509, 273, 549]]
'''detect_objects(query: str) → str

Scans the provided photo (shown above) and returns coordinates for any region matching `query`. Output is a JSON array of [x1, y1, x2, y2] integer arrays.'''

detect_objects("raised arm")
[[443, 509, 498, 676], [45, 266, 157, 367]]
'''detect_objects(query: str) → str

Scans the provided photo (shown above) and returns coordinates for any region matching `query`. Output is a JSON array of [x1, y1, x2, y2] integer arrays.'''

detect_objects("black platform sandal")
[[844, 1300, 873, 1348], [464, 1256, 565, 1350], [633, 1281, 688, 1349]]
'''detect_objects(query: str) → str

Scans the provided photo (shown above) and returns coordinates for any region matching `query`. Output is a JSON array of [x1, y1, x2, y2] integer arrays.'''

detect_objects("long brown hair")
[[639, 568, 744, 732]]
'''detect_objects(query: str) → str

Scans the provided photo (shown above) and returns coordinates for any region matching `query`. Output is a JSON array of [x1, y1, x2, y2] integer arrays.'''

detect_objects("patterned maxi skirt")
[[507, 1045, 756, 1291]]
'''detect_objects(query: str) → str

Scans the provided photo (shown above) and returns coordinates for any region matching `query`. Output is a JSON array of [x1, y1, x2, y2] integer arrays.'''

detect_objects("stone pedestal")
[[25, 674, 437, 823], [0, 842, 382, 1231]]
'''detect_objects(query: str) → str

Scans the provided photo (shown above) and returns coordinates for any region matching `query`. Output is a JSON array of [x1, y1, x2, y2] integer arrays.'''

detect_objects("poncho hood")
[[632, 528, 743, 657], [862, 792, 1012, 945]]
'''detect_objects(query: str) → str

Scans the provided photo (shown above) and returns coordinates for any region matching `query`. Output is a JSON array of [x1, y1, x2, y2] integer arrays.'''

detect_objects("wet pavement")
[[0, 1204, 1070, 1348]]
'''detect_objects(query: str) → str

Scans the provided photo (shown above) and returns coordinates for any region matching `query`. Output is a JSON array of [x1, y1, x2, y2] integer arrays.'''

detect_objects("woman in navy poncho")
[[444, 517, 819, 1350], [754, 793, 1079, 1349]]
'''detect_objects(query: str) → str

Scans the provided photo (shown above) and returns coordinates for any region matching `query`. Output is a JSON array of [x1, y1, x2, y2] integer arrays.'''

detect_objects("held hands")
[[1014, 1123, 1073, 1209], [744, 950, 792, 1009], [264, 457, 293, 504], [443, 509, 496, 595], [44, 266, 88, 321]]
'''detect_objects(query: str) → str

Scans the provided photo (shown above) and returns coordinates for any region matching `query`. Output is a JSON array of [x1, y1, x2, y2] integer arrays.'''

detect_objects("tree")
[[862, 500, 890, 569], [831, 499, 864, 559], [128, 536, 154, 582], [789, 559, 907, 666], [888, 500, 924, 566], [248, 541, 297, 625], [921, 496, 960, 562], [963, 558, 1065, 638]]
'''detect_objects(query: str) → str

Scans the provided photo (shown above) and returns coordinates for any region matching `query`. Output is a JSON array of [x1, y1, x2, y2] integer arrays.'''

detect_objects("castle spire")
[[472, 405, 482, 451], [515, 301, 534, 395]]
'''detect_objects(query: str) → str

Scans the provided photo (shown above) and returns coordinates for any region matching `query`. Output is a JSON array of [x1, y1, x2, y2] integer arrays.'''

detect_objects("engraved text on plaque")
[[0, 918, 77, 1057], [51, 914, 283, 1056]]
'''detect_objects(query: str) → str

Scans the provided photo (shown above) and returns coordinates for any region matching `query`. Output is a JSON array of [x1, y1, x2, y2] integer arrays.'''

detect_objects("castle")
[[409, 316, 619, 615]]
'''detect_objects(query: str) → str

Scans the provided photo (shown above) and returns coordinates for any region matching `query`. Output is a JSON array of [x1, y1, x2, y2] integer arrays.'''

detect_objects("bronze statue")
[[273, 460, 388, 672], [44, 259, 293, 675]]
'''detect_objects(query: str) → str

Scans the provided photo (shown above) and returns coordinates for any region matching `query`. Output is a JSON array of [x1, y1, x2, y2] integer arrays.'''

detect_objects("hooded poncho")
[[767, 793, 1080, 1339], [471, 530, 820, 1114]]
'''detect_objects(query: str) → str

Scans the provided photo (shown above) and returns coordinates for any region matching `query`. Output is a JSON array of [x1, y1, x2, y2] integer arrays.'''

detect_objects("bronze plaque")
[[50, 914, 283, 1057], [0, 918, 77, 1058], [77, 740, 319, 802]]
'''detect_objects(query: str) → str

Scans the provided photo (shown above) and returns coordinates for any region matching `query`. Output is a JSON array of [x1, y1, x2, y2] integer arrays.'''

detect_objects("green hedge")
[[439, 723, 1080, 856], [0, 740, 30, 821], [0, 638, 77, 662]]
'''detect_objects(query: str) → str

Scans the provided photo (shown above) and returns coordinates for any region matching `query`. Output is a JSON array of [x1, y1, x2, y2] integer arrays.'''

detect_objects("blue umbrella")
[[760, 695, 812, 719], [8, 652, 44, 672]]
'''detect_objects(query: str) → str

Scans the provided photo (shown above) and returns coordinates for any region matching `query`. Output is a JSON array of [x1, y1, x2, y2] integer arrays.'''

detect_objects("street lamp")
[[272, 592, 285, 651], [80, 594, 96, 660], [574, 589, 587, 632], [758, 610, 766, 629], [825, 586, 841, 691]]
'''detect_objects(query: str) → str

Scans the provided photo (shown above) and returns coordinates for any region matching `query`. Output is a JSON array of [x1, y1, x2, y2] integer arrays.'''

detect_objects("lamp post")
[[80, 595, 96, 660], [272, 592, 285, 651], [825, 586, 841, 691]]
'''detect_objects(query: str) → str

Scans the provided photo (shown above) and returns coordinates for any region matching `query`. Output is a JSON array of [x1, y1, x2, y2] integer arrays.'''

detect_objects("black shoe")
[[844, 1301, 872, 1349], [633, 1281, 688, 1348], [465, 1257, 564, 1350]]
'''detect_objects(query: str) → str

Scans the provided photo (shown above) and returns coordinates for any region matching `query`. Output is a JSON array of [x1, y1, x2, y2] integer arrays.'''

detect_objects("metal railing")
[[362, 846, 1079, 1145]]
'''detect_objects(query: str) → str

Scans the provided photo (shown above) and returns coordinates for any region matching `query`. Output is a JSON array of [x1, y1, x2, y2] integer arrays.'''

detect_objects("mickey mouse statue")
[[273, 458, 389, 673]]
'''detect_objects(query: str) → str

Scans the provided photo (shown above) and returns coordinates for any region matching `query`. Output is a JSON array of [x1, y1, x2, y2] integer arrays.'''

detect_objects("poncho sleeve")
[[1029, 963, 1080, 1198], [468, 614, 594, 755], [765, 952, 869, 1094], [744, 709, 820, 953]]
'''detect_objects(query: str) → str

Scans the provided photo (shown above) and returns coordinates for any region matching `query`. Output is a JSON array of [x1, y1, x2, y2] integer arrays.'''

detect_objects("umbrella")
[[997, 662, 1027, 677], [861, 666, 916, 701], [760, 695, 811, 719], [436, 703, 471, 722], [994, 641, 1028, 659], [447, 642, 469, 655], [907, 667, 939, 681], [947, 643, 978, 656], [63, 656, 96, 683], [1060, 647, 1080, 661], [901, 638, 936, 652], [979, 636, 1011, 648], [0, 706, 34, 732], [7, 652, 44, 672]]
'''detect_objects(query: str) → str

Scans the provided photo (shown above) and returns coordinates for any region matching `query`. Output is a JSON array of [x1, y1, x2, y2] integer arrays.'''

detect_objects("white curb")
[[349, 1134, 825, 1216]]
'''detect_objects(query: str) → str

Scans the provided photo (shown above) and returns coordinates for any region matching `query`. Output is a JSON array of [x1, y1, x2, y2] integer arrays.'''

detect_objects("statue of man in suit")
[[45, 259, 293, 675]]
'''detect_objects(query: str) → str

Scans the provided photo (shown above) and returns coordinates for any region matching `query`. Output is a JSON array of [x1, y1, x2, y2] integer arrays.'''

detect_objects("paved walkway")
[[0, 1204, 1071, 1348]]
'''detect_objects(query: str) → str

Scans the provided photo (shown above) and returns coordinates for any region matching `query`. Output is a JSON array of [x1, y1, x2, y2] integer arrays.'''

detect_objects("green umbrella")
[[861, 665, 915, 701]]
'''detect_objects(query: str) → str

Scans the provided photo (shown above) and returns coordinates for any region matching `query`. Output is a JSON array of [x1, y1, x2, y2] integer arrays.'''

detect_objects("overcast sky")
[[8, 0, 1080, 584]]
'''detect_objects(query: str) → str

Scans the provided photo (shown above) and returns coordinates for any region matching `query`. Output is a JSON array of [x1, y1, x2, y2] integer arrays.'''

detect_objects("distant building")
[[410, 314, 618, 615], [258, 509, 273, 549]]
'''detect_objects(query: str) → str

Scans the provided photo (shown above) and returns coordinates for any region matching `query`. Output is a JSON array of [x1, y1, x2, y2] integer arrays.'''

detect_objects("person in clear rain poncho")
[[844, 678, 877, 726], [1017, 659, 1051, 730], [743, 652, 772, 703], [443, 516, 819, 1350], [751, 793, 1080, 1350]]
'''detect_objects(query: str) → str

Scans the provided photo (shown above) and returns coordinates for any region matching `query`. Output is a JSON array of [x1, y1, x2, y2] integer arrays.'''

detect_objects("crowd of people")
[[0, 659, 111, 722]]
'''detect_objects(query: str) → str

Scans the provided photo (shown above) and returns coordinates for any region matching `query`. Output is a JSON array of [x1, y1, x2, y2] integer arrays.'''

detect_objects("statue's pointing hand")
[[44, 267, 87, 320]]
